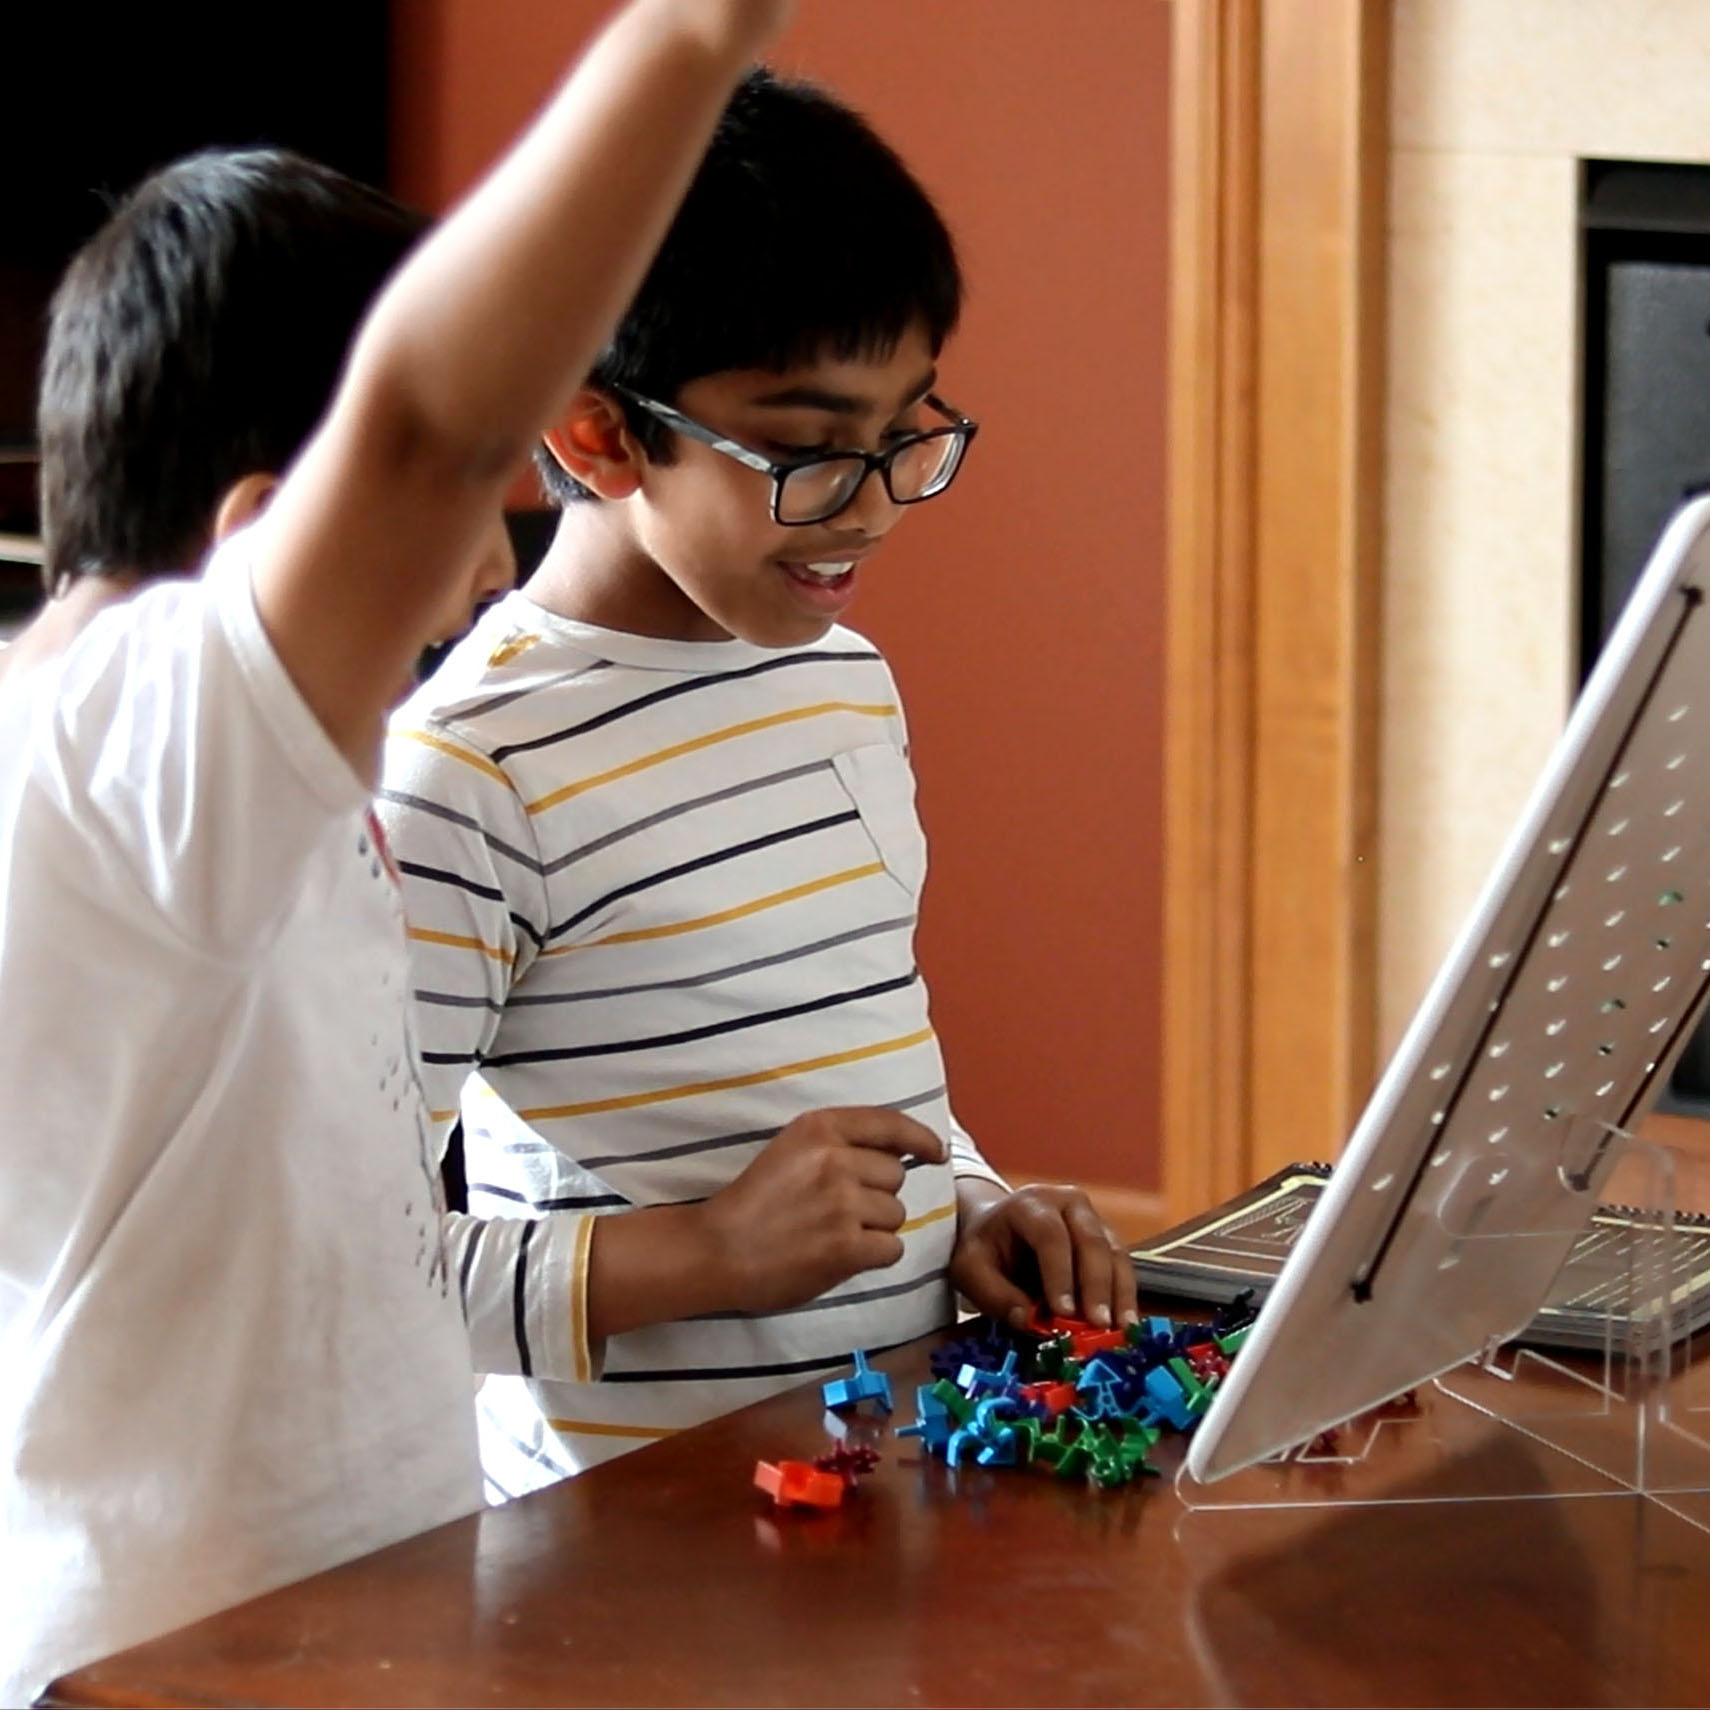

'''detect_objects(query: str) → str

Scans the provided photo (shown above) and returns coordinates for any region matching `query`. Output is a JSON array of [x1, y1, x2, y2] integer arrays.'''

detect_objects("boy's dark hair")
[[542, 65, 962, 506], [38, 147, 426, 584]]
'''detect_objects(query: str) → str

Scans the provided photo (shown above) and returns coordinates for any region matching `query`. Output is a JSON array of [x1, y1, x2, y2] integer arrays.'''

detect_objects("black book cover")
[[1129, 1162, 1710, 1351]]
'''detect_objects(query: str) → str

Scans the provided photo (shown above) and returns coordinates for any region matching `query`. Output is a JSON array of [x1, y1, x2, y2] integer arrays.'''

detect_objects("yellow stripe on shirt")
[[569, 1214, 595, 1385], [540, 862, 885, 957], [547, 1417, 681, 1441], [525, 701, 898, 815], [408, 925, 515, 966], [397, 726, 510, 784], [517, 1026, 935, 1123], [898, 1201, 957, 1236]]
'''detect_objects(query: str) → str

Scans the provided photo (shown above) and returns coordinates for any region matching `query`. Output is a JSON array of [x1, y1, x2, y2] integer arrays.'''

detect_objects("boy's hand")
[[949, 1181, 1139, 1332], [699, 1108, 946, 1314], [666, 0, 794, 54]]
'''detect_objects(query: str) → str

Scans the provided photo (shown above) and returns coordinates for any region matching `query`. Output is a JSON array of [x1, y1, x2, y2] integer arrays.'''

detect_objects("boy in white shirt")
[[382, 67, 1139, 1499], [0, 3, 806, 1698]]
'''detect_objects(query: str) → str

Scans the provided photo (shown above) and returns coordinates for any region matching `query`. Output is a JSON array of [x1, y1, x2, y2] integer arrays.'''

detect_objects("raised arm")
[[250, 0, 789, 779]]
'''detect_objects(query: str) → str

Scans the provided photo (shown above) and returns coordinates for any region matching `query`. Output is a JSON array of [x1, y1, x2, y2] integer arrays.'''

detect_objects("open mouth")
[[778, 559, 862, 610], [784, 560, 856, 587]]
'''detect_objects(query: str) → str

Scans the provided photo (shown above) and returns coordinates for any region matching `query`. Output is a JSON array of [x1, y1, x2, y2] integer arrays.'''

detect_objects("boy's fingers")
[[853, 1229, 907, 1273], [833, 1108, 947, 1165], [951, 1245, 1033, 1328], [1111, 1227, 1140, 1326], [850, 1148, 908, 1195], [1021, 1204, 1077, 1319], [1064, 1202, 1117, 1327], [855, 1186, 907, 1234]]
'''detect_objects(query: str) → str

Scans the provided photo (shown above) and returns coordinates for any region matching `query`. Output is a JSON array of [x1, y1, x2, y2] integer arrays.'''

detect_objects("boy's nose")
[[840, 467, 905, 537]]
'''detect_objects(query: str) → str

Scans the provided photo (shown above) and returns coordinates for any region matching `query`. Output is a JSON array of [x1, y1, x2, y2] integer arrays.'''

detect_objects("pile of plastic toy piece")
[[897, 1296, 1257, 1490]]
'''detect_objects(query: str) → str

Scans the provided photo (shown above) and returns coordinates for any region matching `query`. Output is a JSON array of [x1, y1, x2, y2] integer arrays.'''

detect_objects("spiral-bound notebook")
[[1130, 1162, 1710, 1352]]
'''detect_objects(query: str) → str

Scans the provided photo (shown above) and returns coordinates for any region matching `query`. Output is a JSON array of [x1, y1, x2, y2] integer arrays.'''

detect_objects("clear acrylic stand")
[[1174, 1124, 1710, 1531]]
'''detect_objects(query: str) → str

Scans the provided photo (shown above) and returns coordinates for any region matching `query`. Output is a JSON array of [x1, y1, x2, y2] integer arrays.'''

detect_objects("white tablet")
[[1187, 494, 1710, 1483]]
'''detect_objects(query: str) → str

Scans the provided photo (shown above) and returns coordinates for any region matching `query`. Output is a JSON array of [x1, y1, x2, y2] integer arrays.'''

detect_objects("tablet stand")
[[1175, 1124, 1710, 1531]]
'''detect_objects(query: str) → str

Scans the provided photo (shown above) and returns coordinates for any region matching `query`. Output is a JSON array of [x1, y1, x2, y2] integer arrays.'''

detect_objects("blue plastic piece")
[[822, 1348, 894, 1413], [898, 1412, 952, 1449], [1076, 1356, 1120, 1392], [1143, 1364, 1196, 1431], [898, 1385, 953, 1449], [945, 1424, 984, 1468], [972, 1395, 1023, 1433], [955, 1350, 1019, 1399]]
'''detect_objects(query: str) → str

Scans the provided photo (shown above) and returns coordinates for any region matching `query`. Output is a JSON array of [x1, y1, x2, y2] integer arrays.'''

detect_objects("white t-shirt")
[[0, 539, 481, 1706]]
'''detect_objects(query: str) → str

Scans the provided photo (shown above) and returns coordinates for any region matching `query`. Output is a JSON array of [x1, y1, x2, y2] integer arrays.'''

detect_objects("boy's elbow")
[[338, 344, 534, 495]]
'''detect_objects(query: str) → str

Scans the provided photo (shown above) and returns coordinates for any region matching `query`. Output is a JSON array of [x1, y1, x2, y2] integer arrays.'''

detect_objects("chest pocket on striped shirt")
[[832, 744, 927, 901]]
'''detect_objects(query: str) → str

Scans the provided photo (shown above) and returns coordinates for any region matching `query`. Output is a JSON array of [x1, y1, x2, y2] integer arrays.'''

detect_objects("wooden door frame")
[[1163, 0, 1391, 1220]]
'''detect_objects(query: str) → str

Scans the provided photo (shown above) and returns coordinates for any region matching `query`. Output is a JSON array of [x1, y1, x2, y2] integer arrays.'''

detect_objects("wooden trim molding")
[[1163, 0, 1259, 1221], [1163, 0, 1390, 1219]]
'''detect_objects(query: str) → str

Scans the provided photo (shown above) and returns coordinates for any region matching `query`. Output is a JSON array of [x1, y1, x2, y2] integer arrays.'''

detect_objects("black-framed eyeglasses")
[[612, 385, 979, 526]]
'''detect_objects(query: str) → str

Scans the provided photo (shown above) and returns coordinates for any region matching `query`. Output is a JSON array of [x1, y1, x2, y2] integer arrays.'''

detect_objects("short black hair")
[[38, 147, 426, 583], [541, 65, 962, 505]]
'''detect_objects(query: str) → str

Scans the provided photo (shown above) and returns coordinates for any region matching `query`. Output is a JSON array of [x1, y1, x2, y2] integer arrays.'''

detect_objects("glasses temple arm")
[[617, 389, 778, 476]]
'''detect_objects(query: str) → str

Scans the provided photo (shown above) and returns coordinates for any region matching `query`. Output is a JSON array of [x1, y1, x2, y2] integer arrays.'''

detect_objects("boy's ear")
[[542, 389, 644, 500], [212, 472, 280, 542]]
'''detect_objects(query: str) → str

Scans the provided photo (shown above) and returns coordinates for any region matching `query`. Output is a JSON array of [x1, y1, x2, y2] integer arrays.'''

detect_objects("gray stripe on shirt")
[[416, 915, 915, 1015], [382, 758, 835, 885], [575, 1083, 948, 1172], [694, 1264, 950, 1323]]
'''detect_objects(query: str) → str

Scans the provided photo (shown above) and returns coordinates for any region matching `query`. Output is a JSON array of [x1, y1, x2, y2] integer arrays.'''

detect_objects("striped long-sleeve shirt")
[[379, 593, 1003, 1495]]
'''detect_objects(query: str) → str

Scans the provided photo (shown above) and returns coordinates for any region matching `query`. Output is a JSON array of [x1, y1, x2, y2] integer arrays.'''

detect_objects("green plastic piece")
[[1052, 1439, 1092, 1479], [1113, 1414, 1160, 1451], [1009, 1419, 1043, 1464], [1032, 1334, 1074, 1380], [1167, 1357, 1213, 1415], [1089, 1453, 1134, 1489], [929, 1378, 974, 1424], [1216, 1324, 1252, 1356], [1077, 1422, 1113, 1457]]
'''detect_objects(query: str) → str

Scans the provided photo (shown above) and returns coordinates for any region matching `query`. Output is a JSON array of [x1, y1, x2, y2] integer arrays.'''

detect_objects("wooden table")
[[44, 1332, 1710, 1708]]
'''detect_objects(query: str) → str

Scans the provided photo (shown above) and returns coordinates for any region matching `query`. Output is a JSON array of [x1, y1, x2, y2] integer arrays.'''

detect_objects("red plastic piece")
[[1072, 1327, 1127, 1357], [754, 1459, 846, 1509], [1022, 1305, 1060, 1339], [1022, 1306, 1126, 1357], [1019, 1379, 1078, 1418], [1185, 1344, 1230, 1383]]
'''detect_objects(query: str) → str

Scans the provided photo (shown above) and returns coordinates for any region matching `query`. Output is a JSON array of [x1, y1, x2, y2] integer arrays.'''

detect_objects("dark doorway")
[[1580, 160, 1710, 1112]]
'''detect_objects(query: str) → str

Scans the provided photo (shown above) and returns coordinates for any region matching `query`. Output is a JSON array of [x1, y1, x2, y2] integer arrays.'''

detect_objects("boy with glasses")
[[381, 66, 1136, 1499]]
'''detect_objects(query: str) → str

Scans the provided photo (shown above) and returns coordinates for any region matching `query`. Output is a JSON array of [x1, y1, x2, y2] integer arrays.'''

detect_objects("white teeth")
[[799, 561, 851, 583]]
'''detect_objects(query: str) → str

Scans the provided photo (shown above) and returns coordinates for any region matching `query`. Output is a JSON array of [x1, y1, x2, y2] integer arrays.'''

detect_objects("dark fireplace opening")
[[1580, 159, 1710, 1112]]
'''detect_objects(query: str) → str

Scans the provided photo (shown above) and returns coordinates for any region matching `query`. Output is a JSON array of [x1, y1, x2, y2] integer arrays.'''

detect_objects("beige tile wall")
[[1380, 0, 1710, 1055]]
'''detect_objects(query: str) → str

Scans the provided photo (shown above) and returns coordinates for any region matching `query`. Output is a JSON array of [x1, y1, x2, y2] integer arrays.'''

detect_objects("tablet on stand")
[[1182, 496, 1710, 1529]]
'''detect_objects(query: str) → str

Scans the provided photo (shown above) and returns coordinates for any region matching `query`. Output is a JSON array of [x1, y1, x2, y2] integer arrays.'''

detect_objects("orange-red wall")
[[391, 1, 1171, 1191]]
